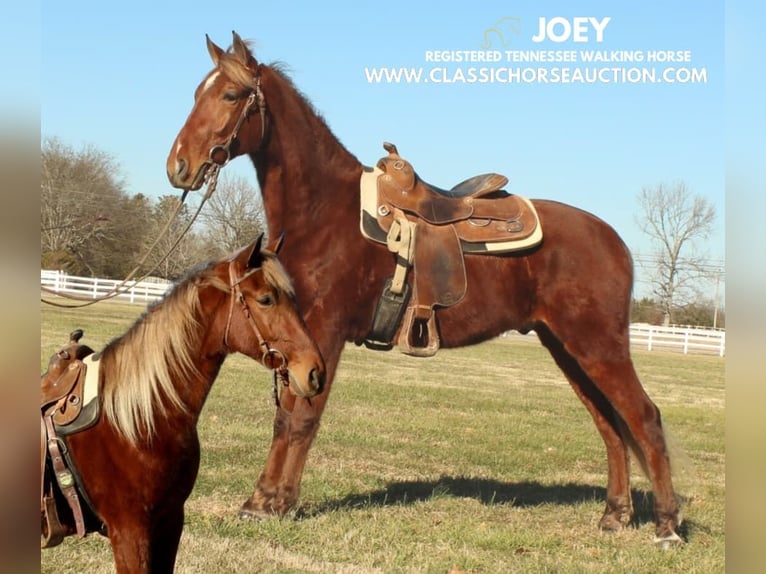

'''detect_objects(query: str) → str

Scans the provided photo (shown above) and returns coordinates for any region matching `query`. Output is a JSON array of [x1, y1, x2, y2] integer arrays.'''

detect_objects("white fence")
[[501, 324, 725, 358], [629, 323, 725, 357], [41, 270, 172, 304], [41, 271, 726, 357]]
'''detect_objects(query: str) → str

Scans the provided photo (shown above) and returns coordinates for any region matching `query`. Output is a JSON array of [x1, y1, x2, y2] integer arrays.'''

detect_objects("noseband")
[[208, 73, 267, 168], [223, 261, 291, 404]]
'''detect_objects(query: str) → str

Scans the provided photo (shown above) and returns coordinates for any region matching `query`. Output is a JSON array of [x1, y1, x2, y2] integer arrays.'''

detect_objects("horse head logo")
[[481, 16, 522, 49]]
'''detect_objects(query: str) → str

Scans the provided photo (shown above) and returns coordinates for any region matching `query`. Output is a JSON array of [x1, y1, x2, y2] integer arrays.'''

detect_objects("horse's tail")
[[617, 413, 693, 502], [617, 415, 651, 479]]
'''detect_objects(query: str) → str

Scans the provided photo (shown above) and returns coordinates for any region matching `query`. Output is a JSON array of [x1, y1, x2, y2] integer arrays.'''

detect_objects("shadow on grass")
[[300, 475, 670, 529]]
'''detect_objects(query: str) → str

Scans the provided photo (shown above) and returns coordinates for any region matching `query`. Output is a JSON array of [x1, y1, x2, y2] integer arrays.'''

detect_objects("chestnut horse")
[[166, 32, 682, 546], [40, 236, 325, 573]]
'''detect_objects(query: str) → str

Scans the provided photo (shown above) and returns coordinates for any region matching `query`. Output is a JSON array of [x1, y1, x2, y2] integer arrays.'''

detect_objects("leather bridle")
[[208, 73, 267, 168], [222, 260, 291, 404], [223, 260, 285, 365]]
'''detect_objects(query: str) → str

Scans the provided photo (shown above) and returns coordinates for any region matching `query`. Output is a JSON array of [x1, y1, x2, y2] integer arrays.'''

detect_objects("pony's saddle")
[[40, 330, 99, 548], [360, 142, 543, 356]]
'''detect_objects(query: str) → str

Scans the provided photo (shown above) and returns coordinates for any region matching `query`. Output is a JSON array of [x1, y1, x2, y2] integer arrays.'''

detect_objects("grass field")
[[40, 301, 725, 573]]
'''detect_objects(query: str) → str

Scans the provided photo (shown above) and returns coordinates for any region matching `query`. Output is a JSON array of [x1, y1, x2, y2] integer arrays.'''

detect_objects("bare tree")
[[635, 181, 717, 325], [41, 138, 151, 277], [198, 173, 266, 256], [41, 138, 119, 272], [141, 196, 206, 281]]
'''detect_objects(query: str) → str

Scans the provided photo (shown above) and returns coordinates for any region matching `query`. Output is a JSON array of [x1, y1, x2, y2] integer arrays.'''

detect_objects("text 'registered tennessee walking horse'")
[[165, 32, 683, 546], [40, 235, 325, 573]]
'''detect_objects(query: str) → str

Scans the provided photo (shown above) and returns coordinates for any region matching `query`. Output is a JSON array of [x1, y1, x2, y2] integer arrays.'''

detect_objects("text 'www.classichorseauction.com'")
[[364, 50, 708, 85]]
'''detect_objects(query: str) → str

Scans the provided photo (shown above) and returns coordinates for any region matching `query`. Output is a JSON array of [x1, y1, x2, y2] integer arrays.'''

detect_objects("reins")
[[41, 69, 267, 309], [41, 169, 220, 309], [40, 75, 266, 309]]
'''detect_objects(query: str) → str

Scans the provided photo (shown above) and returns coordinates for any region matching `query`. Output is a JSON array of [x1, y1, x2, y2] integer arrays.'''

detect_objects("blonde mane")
[[100, 250, 293, 446], [260, 250, 295, 298]]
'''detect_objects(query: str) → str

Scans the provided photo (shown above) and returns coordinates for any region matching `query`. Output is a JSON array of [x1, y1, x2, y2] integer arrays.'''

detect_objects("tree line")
[[631, 297, 724, 329], [41, 138, 265, 281], [41, 138, 722, 327]]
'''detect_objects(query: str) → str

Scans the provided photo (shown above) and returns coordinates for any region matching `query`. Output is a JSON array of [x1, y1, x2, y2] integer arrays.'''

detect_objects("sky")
[[40, 0, 725, 299]]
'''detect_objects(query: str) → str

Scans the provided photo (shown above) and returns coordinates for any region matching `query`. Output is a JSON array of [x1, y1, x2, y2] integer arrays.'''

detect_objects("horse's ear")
[[267, 233, 285, 254], [245, 232, 266, 269], [206, 34, 224, 66], [231, 31, 254, 63]]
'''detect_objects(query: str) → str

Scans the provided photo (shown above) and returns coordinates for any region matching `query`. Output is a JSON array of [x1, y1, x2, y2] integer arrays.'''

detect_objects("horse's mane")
[[100, 251, 293, 446], [218, 41, 344, 152]]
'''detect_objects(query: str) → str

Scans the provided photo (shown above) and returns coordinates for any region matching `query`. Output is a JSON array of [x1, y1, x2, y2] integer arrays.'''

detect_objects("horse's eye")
[[256, 293, 275, 307], [222, 92, 238, 102]]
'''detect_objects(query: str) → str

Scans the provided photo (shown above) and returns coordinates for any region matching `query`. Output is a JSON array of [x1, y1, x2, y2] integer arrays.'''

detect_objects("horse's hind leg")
[[540, 325, 682, 545], [536, 325, 634, 531]]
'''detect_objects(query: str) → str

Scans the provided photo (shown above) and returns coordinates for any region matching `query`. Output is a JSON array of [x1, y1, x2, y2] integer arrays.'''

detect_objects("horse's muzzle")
[[166, 158, 208, 191], [288, 366, 324, 398]]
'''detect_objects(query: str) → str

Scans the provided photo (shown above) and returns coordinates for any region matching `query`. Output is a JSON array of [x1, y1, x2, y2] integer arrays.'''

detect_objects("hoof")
[[654, 532, 684, 549], [598, 514, 626, 532], [237, 507, 275, 521], [598, 507, 632, 532]]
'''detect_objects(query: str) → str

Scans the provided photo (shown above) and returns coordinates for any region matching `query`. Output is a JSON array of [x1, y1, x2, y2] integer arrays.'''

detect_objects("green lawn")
[[41, 301, 725, 573]]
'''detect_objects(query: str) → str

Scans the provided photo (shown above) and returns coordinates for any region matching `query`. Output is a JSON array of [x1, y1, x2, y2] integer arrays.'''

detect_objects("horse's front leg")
[[240, 349, 341, 519], [109, 520, 152, 574], [148, 507, 185, 574], [239, 404, 293, 518], [109, 507, 184, 574], [240, 393, 327, 517]]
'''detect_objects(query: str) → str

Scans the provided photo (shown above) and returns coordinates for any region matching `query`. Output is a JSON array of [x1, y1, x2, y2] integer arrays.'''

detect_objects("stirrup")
[[397, 307, 440, 357], [41, 495, 68, 548]]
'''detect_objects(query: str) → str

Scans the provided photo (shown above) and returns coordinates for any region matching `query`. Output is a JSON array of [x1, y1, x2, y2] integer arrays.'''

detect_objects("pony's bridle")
[[208, 73, 267, 168], [223, 260, 291, 405]]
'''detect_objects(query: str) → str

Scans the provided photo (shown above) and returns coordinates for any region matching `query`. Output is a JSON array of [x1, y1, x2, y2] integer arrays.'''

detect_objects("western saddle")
[[40, 330, 102, 548], [360, 142, 543, 356]]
